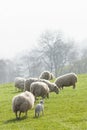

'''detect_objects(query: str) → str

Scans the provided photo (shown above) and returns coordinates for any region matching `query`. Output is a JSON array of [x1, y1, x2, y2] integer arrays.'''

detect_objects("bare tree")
[[38, 30, 75, 77]]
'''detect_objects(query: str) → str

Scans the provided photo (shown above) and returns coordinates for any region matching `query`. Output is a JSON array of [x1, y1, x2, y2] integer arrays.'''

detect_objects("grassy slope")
[[0, 74, 87, 130]]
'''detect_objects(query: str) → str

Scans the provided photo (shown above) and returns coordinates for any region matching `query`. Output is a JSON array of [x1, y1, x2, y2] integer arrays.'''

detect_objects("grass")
[[0, 74, 87, 130]]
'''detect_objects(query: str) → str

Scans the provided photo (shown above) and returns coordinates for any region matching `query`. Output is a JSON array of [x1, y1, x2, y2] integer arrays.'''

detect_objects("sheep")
[[30, 81, 50, 99], [14, 77, 26, 91], [24, 78, 38, 91], [24, 77, 59, 94], [39, 71, 54, 80], [55, 73, 77, 89], [35, 100, 44, 117], [12, 91, 35, 119]]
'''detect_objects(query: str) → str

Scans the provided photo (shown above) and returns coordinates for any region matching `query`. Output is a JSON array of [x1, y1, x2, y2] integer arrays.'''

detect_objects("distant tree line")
[[0, 30, 87, 83]]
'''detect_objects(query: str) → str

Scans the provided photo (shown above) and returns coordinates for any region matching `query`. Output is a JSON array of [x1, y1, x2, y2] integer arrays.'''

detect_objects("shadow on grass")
[[4, 116, 28, 124], [11, 90, 22, 94], [33, 115, 44, 119]]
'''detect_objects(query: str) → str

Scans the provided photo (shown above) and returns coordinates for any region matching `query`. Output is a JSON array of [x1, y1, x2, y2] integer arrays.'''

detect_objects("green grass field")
[[0, 74, 87, 130]]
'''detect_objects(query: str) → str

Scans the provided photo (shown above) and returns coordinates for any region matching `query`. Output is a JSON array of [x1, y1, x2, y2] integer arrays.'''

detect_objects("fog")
[[0, 0, 87, 59]]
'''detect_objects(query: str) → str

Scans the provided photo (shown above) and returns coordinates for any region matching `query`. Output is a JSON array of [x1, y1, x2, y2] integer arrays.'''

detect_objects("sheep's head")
[[52, 83, 60, 94], [39, 100, 44, 104]]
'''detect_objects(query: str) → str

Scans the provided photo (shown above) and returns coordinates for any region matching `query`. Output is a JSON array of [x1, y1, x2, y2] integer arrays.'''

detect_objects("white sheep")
[[39, 71, 54, 80], [12, 91, 35, 119], [55, 73, 77, 89], [38, 79, 59, 94], [30, 81, 50, 99], [24, 78, 38, 91], [14, 77, 26, 91], [35, 100, 44, 117]]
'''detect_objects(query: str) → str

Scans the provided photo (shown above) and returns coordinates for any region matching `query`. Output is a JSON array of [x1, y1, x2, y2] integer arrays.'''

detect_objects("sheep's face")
[[53, 84, 60, 94], [40, 100, 44, 104]]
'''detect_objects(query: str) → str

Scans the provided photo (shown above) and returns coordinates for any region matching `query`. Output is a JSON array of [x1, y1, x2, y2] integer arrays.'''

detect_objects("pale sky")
[[0, 0, 87, 59]]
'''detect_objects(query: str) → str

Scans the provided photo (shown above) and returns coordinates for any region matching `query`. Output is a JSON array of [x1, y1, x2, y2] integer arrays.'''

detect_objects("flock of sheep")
[[12, 71, 77, 119]]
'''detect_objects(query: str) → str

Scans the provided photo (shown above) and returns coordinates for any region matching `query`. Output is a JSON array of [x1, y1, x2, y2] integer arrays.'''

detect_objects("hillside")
[[0, 74, 87, 130]]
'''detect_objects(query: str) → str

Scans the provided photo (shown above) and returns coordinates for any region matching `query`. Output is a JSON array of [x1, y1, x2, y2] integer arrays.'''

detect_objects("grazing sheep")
[[55, 73, 77, 89], [24, 78, 38, 91], [35, 100, 44, 117], [38, 79, 59, 94], [14, 77, 26, 91], [39, 71, 54, 80], [30, 81, 49, 99], [12, 91, 35, 119], [24, 77, 59, 94]]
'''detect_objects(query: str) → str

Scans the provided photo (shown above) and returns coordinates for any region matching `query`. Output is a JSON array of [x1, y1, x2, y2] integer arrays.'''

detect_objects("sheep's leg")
[[25, 111, 27, 117], [59, 86, 62, 90], [38, 113, 40, 117], [42, 110, 44, 116], [61, 86, 63, 89], [19, 111, 21, 118], [15, 111, 18, 119], [47, 93, 49, 98], [35, 112, 37, 117], [73, 83, 76, 89]]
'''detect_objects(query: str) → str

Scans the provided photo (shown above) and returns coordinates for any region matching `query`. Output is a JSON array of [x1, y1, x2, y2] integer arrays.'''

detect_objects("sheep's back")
[[12, 91, 35, 112], [55, 73, 77, 87], [30, 82, 49, 97], [24, 78, 38, 91], [35, 104, 44, 112], [12, 95, 27, 112], [14, 77, 25, 90], [39, 71, 51, 80]]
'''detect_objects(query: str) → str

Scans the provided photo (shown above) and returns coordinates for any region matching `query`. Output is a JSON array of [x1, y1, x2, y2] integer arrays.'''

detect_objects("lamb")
[[14, 77, 26, 91], [24, 78, 38, 91], [30, 81, 50, 99], [12, 91, 35, 119], [38, 79, 59, 94], [55, 73, 77, 89], [35, 100, 44, 117], [39, 71, 54, 80]]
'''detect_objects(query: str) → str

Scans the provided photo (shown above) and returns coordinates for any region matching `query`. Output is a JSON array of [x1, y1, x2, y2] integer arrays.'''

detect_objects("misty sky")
[[0, 0, 87, 59]]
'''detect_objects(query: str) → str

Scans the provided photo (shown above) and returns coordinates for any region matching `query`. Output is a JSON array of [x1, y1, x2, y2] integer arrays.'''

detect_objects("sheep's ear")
[[54, 85, 58, 90]]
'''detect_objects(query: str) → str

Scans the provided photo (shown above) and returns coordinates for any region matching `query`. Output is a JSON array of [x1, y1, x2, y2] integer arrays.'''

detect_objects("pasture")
[[0, 74, 87, 130]]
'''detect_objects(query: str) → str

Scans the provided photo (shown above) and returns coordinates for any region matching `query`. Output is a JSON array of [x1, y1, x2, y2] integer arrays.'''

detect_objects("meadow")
[[0, 74, 87, 130]]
